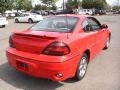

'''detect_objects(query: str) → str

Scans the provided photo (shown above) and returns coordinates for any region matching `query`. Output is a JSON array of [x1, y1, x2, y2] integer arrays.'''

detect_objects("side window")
[[88, 17, 101, 30], [19, 14, 24, 17], [82, 19, 92, 32], [24, 14, 29, 17]]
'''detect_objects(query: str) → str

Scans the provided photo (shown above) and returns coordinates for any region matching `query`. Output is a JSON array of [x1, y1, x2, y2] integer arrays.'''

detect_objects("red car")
[[6, 14, 111, 82]]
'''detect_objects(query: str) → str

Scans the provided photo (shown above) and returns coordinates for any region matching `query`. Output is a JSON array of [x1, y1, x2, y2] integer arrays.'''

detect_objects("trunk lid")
[[12, 30, 67, 54]]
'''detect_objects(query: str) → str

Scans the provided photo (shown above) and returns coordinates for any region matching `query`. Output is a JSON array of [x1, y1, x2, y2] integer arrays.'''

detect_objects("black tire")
[[104, 36, 110, 50], [75, 53, 88, 81], [2, 25, 5, 27], [28, 18, 33, 23], [15, 19, 19, 23]]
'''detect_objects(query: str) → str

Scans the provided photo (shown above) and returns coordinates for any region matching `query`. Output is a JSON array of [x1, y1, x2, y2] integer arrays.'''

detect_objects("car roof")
[[23, 12, 30, 14], [56, 14, 91, 19], [24, 12, 39, 15]]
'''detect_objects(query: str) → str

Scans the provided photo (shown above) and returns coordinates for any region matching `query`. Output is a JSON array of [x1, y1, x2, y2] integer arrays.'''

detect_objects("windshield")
[[30, 16, 79, 32]]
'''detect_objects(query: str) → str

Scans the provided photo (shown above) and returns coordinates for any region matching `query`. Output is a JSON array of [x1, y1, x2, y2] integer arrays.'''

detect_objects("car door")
[[21, 14, 30, 22], [16, 14, 24, 22], [81, 18, 99, 59], [87, 17, 106, 53]]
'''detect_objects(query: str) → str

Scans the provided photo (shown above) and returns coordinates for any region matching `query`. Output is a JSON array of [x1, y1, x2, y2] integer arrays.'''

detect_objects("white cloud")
[[56, 0, 67, 7]]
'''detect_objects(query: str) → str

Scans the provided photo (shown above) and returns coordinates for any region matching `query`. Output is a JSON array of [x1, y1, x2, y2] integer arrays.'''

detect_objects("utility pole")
[[77, 0, 81, 14], [63, 0, 64, 11]]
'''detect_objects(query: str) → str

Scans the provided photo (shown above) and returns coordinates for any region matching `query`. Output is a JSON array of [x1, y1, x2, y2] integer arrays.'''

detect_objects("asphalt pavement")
[[0, 15, 120, 90]]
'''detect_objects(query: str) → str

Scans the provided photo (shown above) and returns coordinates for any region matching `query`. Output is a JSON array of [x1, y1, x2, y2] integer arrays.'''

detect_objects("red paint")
[[6, 14, 111, 81]]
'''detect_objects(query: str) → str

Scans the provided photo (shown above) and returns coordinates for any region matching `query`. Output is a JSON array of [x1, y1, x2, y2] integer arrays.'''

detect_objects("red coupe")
[[6, 14, 111, 82]]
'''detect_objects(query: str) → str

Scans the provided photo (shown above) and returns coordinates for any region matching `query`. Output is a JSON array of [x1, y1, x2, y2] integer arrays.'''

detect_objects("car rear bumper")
[[6, 48, 80, 81], [0, 20, 8, 26]]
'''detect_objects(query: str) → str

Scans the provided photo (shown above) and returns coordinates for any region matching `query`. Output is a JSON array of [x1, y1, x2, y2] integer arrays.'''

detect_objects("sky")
[[106, 0, 120, 6], [56, 0, 120, 7]]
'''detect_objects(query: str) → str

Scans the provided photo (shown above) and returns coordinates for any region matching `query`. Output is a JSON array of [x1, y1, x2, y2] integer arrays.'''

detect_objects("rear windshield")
[[30, 16, 79, 32]]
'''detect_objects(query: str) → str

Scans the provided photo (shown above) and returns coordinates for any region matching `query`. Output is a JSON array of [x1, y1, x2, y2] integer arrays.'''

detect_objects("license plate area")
[[16, 61, 28, 71]]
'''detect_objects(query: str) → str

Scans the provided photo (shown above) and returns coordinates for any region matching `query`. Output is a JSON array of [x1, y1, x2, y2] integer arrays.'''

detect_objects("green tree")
[[103, 0, 107, 4], [34, 5, 48, 10], [24, 0, 32, 11], [50, 5, 57, 10], [66, 0, 80, 9], [41, 0, 58, 9], [34, 5, 42, 10], [41, 5, 48, 10], [82, 0, 107, 9], [112, 6, 120, 10], [0, 0, 14, 13], [13, 0, 32, 11]]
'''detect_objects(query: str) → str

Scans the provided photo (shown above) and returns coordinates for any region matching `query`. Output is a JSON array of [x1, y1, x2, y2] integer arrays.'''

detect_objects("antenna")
[[65, 14, 69, 39]]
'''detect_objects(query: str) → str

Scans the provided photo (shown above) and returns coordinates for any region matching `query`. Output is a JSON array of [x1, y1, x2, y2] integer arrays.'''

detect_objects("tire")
[[28, 18, 33, 23], [75, 53, 88, 81], [104, 36, 110, 50], [2, 25, 5, 28], [15, 19, 19, 23]]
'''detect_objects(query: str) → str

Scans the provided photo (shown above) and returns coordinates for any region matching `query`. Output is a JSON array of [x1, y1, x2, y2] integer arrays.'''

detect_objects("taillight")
[[42, 41, 70, 56], [9, 36, 15, 48]]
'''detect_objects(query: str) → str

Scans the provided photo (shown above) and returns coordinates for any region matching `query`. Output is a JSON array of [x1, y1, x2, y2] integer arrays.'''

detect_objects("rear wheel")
[[15, 19, 19, 23], [2, 25, 5, 27], [28, 18, 33, 23], [75, 53, 88, 81]]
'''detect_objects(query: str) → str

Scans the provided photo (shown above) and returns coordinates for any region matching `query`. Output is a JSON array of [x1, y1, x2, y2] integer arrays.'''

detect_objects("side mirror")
[[101, 24, 108, 29]]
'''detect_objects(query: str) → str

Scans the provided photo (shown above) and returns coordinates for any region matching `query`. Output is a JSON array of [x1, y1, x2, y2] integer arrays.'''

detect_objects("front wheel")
[[104, 36, 110, 50], [28, 18, 33, 23], [75, 53, 88, 81]]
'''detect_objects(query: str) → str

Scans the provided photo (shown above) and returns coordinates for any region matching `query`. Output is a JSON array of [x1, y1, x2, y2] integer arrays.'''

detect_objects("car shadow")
[[0, 62, 64, 90], [64, 78, 78, 83]]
